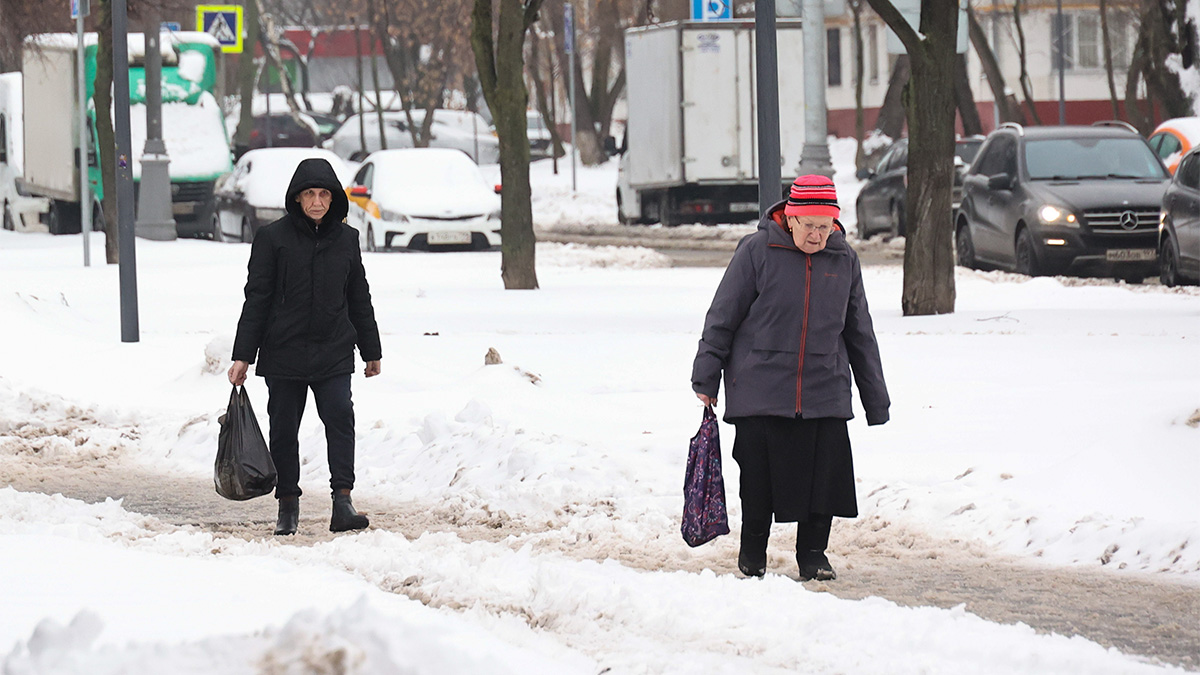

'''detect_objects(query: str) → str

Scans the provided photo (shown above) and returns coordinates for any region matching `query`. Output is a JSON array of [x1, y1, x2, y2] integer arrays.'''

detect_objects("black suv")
[[956, 123, 1169, 281]]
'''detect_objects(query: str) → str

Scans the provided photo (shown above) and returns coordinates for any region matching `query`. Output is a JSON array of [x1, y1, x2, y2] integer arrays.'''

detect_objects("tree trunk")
[[852, 0, 865, 170], [233, 0, 261, 157], [530, 31, 565, 165], [868, 0, 958, 316], [471, 0, 541, 290], [874, 55, 909, 139], [966, 5, 1025, 125], [1012, 0, 1041, 125], [1139, 0, 1192, 120], [1100, 0, 1120, 120], [94, 0, 118, 264], [953, 54, 983, 136], [1124, 24, 1152, 133]]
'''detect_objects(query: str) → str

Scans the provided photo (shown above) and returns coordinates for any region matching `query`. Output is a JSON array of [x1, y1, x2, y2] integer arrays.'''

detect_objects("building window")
[[1051, 12, 1075, 70], [1077, 15, 1100, 69], [868, 24, 879, 84], [827, 27, 842, 87]]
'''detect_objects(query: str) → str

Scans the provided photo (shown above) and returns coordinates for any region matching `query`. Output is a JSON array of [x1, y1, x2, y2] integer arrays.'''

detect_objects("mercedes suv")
[[955, 123, 1170, 281]]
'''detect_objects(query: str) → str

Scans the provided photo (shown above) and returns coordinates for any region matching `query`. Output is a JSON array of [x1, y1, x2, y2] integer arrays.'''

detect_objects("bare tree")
[[1011, 0, 1041, 124], [233, 0, 262, 157], [0, 0, 73, 71], [866, 0, 959, 316], [471, 0, 544, 289], [966, 4, 1025, 124], [1100, 0, 1120, 119], [1122, 0, 1192, 133], [874, 55, 909, 140], [851, 0, 866, 170]]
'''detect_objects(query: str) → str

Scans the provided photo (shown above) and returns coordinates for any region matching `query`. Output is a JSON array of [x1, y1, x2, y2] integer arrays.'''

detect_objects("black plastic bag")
[[214, 385, 276, 500]]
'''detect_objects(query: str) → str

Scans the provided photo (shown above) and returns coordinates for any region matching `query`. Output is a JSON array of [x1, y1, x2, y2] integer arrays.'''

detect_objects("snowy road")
[[2, 451, 1196, 670]]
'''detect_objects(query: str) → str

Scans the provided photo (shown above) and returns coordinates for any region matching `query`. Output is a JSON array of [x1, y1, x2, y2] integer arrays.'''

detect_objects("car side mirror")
[[855, 168, 873, 181], [987, 173, 1013, 190], [349, 185, 370, 198]]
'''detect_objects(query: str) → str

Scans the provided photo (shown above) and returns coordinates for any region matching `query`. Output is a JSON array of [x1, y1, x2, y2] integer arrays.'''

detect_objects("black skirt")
[[730, 416, 857, 523]]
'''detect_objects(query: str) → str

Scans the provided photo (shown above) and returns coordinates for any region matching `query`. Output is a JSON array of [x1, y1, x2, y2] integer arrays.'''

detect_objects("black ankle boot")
[[274, 496, 299, 536], [738, 527, 769, 577], [330, 492, 370, 532], [797, 549, 836, 581]]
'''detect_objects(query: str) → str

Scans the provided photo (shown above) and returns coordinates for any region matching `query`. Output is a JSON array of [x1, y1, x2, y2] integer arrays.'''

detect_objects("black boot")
[[737, 524, 770, 577], [330, 492, 370, 532], [797, 549, 836, 581], [274, 496, 299, 536]]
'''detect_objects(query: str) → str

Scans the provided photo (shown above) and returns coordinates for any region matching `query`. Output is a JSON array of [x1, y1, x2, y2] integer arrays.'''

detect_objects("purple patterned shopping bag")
[[681, 405, 731, 547]]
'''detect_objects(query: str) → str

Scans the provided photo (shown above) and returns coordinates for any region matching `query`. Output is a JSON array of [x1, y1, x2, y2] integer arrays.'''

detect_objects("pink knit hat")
[[783, 174, 840, 218]]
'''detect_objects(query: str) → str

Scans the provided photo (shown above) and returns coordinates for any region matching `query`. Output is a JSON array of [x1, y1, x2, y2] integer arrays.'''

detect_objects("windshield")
[[955, 140, 983, 164], [1024, 138, 1168, 180]]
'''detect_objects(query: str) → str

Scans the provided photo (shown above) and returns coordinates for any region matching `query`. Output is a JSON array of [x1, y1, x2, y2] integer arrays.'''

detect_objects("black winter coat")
[[692, 201, 889, 424], [232, 158, 382, 380]]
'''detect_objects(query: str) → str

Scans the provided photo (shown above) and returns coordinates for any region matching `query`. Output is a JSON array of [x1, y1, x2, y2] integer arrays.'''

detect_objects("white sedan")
[[345, 148, 501, 252], [212, 147, 352, 242]]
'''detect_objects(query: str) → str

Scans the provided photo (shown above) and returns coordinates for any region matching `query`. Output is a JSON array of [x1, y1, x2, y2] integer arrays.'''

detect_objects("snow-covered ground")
[[1, 145, 1198, 673]]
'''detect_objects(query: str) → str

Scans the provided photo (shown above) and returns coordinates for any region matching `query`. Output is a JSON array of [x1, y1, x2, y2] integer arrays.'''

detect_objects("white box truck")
[[18, 32, 232, 236], [0, 72, 51, 232], [616, 20, 807, 226]]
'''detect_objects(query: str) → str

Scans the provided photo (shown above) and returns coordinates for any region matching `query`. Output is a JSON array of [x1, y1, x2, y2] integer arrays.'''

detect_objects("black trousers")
[[265, 374, 355, 499], [732, 416, 857, 526]]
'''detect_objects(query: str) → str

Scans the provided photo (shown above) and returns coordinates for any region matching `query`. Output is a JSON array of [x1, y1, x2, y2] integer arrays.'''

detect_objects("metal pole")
[[76, 10, 91, 267], [992, 0, 1000, 129], [566, 3, 576, 193], [756, 0, 782, 215], [113, 0, 139, 342], [1056, 0, 1065, 124], [136, 11, 177, 240], [800, 0, 833, 176]]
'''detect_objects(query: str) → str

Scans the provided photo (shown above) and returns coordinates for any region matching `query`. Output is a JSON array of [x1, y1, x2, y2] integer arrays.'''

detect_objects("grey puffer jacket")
[[692, 201, 890, 424]]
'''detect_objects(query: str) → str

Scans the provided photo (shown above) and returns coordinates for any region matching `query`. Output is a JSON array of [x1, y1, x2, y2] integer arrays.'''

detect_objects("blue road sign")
[[692, 0, 731, 20]]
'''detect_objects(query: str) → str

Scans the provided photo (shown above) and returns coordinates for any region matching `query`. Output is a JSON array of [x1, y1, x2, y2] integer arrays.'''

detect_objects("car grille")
[[1084, 208, 1160, 234]]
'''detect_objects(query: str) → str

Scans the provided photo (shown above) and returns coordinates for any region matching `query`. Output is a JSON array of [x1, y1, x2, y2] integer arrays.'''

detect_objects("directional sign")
[[70, 0, 90, 19], [196, 5, 243, 53], [692, 0, 731, 20], [564, 3, 575, 55]]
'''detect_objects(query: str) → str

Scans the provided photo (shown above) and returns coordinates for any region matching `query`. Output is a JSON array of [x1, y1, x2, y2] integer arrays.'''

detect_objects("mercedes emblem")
[[1119, 211, 1138, 231]]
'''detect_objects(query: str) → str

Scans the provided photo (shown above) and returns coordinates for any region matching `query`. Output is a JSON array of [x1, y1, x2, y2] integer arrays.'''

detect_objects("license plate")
[[1105, 248, 1155, 262], [172, 202, 196, 215], [427, 230, 472, 245], [730, 202, 758, 213]]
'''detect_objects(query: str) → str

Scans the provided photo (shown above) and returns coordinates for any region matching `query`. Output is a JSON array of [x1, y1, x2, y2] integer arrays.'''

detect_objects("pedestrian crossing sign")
[[196, 5, 243, 54]]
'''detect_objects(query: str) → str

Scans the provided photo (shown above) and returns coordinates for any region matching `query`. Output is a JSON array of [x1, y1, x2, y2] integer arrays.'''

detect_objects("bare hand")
[[228, 360, 249, 386], [364, 360, 381, 378], [696, 393, 717, 407]]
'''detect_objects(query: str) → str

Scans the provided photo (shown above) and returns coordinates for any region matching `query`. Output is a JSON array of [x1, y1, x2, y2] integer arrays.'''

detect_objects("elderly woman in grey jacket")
[[692, 174, 890, 581]]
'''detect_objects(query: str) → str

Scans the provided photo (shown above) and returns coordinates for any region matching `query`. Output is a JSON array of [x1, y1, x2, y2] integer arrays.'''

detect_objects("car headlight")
[[1038, 205, 1078, 227], [255, 207, 287, 223], [380, 209, 409, 224]]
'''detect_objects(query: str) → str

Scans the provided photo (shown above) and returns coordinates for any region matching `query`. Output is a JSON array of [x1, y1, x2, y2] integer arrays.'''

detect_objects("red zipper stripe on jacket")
[[797, 255, 811, 414]]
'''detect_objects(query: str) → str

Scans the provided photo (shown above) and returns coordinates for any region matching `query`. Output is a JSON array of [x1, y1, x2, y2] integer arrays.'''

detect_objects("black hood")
[[285, 158, 349, 226]]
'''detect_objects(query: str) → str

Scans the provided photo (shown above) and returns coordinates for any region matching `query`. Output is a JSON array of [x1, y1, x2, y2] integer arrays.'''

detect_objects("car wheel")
[[2, 201, 13, 231], [211, 211, 225, 243], [1160, 237, 1179, 287], [855, 200, 869, 238], [955, 220, 977, 269], [659, 192, 679, 227], [890, 200, 906, 239], [366, 224, 377, 252], [1015, 228, 1041, 276], [241, 218, 253, 244], [616, 191, 631, 226]]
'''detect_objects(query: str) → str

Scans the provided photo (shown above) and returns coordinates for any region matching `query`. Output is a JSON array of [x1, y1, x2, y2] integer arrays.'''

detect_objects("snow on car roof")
[[367, 148, 489, 190], [234, 148, 352, 208], [1154, 116, 1200, 142]]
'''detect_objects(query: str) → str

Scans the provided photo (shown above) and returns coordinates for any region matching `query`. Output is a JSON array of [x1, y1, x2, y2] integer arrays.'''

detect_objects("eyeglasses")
[[790, 221, 833, 235]]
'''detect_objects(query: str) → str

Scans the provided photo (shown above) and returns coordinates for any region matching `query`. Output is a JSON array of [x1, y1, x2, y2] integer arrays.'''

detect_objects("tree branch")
[[865, 0, 921, 57]]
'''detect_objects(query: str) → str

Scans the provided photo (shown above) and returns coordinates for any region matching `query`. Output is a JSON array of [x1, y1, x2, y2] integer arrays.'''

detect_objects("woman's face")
[[787, 215, 836, 254]]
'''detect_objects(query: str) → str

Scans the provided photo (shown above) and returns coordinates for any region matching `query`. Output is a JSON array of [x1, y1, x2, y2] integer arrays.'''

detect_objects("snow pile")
[[538, 242, 671, 269]]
